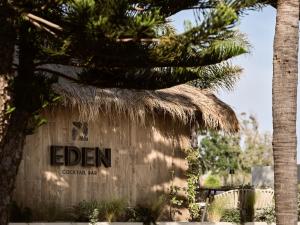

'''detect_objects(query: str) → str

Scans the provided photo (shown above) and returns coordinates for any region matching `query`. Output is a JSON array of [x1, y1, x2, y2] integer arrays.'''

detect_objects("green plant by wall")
[[185, 147, 201, 221], [69, 200, 99, 222], [132, 195, 166, 225], [70, 199, 126, 222], [168, 184, 184, 220], [89, 208, 99, 225], [168, 170, 184, 220], [102, 199, 127, 222]]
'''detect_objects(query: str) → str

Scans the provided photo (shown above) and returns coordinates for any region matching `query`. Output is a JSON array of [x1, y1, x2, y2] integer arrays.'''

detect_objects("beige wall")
[[13, 108, 191, 220]]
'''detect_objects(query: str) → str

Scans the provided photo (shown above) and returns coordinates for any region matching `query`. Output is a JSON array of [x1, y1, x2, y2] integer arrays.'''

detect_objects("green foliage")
[[199, 130, 242, 174], [1, 0, 263, 126], [131, 196, 166, 225], [197, 114, 272, 185], [168, 175, 184, 220], [239, 113, 273, 172], [189, 62, 242, 91], [70, 199, 126, 222], [5, 104, 16, 115], [221, 209, 241, 223], [51, 0, 254, 89], [255, 191, 300, 224], [207, 198, 227, 222], [102, 199, 127, 222], [185, 148, 201, 221], [203, 175, 221, 188], [89, 208, 99, 225], [255, 205, 275, 224], [69, 200, 98, 222], [169, 185, 183, 207]]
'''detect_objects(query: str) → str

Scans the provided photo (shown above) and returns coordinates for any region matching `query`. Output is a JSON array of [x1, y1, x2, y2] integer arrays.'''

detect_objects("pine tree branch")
[[116, 38, 160, 42], [76, 63, 241, 90], [35, 67, 78, 82]]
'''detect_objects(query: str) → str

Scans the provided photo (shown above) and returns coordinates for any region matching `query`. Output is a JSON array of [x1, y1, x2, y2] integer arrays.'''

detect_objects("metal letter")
[[50, 146, 64, 165], [96, 148, 111, 168], [82, 147, 96, 166], [65, 146, 81, 166]]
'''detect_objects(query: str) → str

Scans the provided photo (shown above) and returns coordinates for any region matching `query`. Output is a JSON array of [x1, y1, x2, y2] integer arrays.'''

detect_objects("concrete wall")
[[252, 165, 300, 187], [251, 166, 274, 187]]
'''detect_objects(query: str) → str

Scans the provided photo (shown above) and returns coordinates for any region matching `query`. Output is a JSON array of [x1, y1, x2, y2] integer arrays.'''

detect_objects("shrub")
[[207, 198, 226, 222], [69, 200, 99, 222], [101, 199, 127, 222], [203, 175, 221, 188], [221, 209, 240, 223], [255, 205, 275, 224], [168, 184, 184, 221], [254, 191, 300, 224], [70, 199, 126, 222], [132, 195, 166, 225], [185, 147, 201, 221]]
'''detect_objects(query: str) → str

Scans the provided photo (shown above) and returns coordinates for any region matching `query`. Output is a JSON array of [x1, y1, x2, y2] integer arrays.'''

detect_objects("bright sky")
[[172, 6, 300, 162]]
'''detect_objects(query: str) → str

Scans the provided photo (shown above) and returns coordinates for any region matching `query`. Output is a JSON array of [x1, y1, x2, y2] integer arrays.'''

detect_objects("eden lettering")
[[50, 145, 111, 168]]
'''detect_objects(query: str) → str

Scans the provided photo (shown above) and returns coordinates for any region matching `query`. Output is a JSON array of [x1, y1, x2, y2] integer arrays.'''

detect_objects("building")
[[13, 75, 239, 221]]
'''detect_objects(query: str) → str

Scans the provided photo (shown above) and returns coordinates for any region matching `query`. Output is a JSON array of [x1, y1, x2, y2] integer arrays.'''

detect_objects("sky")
[[172, 6, 300, 162]]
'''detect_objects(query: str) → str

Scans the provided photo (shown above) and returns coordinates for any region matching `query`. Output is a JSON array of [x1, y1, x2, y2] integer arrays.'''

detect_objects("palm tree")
[[273, 0, 299, 224]]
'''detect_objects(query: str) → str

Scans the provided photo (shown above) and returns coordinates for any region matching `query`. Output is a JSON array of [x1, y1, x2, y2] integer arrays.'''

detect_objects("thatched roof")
[[53, 78, 239, 133]]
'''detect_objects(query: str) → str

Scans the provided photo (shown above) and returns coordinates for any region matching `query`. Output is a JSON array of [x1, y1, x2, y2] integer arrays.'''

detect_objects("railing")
[[213, 189, 274, 209]]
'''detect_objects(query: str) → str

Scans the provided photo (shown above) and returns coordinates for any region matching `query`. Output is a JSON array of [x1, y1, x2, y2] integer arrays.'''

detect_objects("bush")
[[221, 209, 240, 223], [69, 200, 99, 222], [70, 199, 127, 222], [101, 199, 127, 222], [255, 205, 275, 224], [203, 175, 221, 188], [130, 195, 166, 225], [253, 191, 300, 224], [207, 198, 226, 222]]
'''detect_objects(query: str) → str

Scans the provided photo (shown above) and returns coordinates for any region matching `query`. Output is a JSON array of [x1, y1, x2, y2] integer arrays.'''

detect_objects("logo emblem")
[[72, 122, 88, 141]]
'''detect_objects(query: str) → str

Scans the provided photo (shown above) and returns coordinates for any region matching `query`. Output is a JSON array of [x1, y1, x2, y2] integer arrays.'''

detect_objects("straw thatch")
[[53, 78, 239, 133]]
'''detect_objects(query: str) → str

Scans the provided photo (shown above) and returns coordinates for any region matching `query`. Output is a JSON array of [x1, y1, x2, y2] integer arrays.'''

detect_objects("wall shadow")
[[13, 107, 194, 221]]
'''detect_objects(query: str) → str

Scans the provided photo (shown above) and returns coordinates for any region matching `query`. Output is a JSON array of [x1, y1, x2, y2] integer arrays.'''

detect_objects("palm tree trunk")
[[273, 1, 299, 225]]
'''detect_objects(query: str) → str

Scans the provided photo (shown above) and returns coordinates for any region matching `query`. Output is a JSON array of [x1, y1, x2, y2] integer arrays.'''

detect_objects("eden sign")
[[50, 145, 111, 168]]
